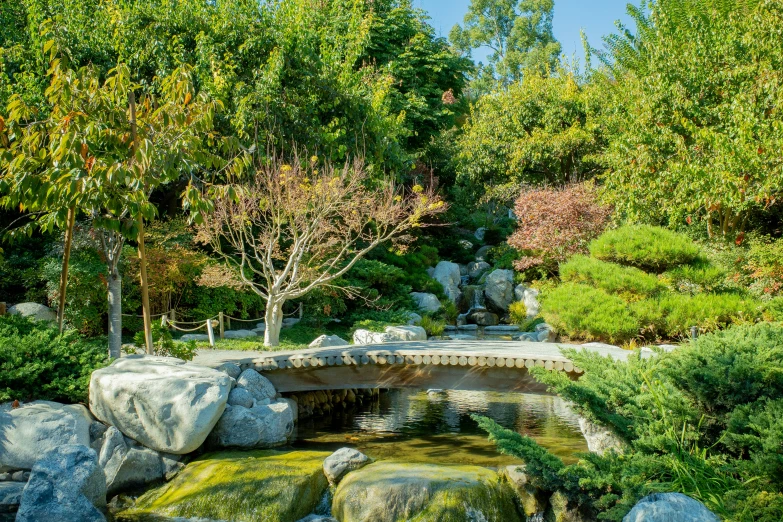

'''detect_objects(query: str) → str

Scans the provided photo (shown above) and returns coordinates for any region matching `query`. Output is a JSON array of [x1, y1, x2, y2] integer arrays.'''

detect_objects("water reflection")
[[292, 390, 587, 467]]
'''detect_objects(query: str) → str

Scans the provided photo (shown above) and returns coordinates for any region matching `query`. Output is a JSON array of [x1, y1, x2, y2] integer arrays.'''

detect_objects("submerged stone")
[[332, 461, 523, 522], [118, 450, 330, 522]]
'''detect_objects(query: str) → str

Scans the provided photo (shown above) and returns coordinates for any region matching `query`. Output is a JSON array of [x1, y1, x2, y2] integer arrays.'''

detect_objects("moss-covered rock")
[[116, 450, 330, 522], [332, 461, 523, 522]]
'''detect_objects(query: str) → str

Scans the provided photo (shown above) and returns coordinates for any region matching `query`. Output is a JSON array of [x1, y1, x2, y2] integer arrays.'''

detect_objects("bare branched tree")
[[196, 154, 446, 346]]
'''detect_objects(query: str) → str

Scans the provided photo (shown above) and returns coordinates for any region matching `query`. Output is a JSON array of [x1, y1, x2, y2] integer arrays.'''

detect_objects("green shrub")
[[508, 301, 528, 325], [560, 255, 665, 300], [419, 316, 445, 336], [762, 296, 783, 322], [439, 300, 459, 324], [0, 315, 108, 403], [663, 261, 727, 294], [135, 323, 197, 361], [654, 293, 758, 337], [589, 225, 701, 272], [540, 283, 640, 343]]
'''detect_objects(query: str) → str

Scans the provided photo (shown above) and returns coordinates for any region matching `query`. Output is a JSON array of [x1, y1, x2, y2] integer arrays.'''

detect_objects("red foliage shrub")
[[508, 183, 612, 272]]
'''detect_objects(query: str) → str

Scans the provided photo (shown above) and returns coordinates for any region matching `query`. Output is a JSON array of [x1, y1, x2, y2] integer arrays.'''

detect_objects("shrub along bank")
[[541, 225, 764, 343], [477, 323, 783, 521]]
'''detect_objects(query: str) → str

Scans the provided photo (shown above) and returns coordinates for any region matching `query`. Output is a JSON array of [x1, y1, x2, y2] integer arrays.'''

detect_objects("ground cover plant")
[[476, 323, 783, 521]]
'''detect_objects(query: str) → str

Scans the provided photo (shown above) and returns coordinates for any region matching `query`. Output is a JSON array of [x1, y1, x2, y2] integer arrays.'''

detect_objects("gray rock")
[[0, 401, 93, 471], [484, 269, 515, 312], [475, 245, 492, 262], [16, 444, 106, 522], [236, 369, 277, 403], [443, 325, 457, 331], [296, 516, 338, 522], [432, 261, 462, 303], [514, 285, 540, 318], [323, 447, 370, 485], [10, 471, 27, 482], [623, 493, 720, 522], [278, 398, 299, 423], [484, 325, 520, 333], [535, 322, 556, 342], [457, 324, 478, 331], [227, 387, 255, 408], [501, 465, 545, 517], [474, 227, 486, 241], [89, 421, 109, 447], [468, 310, 499, 326], [384, 325, 427, 342], [207, 402, 294, 449], [214, 362, 242, 380], [578, 417, 626, 456], [352, 329, 393, 345], [405, 312, 422, 326], [0, 473, 8, 481], [89, 356, 231, 454], [515, 332, 540, 342], [7, 302, 57, 322], [309, 334, 349, 348], [409, 292, 442, 313], [223, 329, 257, 339], [180, 333, 210, 342], [98, 426, 174, 496], [467, 261, 491, 279], [0, 481, 23, 514]]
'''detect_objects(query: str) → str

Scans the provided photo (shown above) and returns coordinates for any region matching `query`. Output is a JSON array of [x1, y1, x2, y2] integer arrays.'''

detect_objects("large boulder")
[[207, 402, 295, 449], [309, 335, 349, 348], [236, 369, 277, 404], [475, 245, 492, 262], [409, 292, 442, 313], [432, 261, 462, 303], [16, 444, 106, 522], [97, 426, 183, 496], [484, 269, 515, 312], [468, 310, 499, 326], [89, 355, 231, 454], [224, 329, 257, 339], [0, 401, 93, 471], [384, 325, 426, 342], [322, 448, 369, 485], [353, 329, 392, 345], [467, 261, 491, 279], [332, 461, 523, 522], [118, 450, 330, 522], [7, 302, 57, 322], [514, 285, 540, 318], [578, 417, 626, 456], [623, 493, 720, 522]]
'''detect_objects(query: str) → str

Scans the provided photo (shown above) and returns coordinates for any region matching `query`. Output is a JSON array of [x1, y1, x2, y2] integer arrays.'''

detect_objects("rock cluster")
[[353, 325, 427, 345]]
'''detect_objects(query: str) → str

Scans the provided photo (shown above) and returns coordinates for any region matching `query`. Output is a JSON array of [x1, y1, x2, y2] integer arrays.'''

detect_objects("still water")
[[291, 389, 588, 467]]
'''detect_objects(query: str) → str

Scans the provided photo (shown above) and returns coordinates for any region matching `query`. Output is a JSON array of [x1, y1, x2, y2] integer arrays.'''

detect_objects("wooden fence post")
[[206, 319, 216, 348], [0, 303, 5, 316], [219, 312, 225, 339]]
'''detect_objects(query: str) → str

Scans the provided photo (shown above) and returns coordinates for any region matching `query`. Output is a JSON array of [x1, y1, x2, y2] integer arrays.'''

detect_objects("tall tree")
[[450, 0, 560, 90], [196, 155, 446, 346]]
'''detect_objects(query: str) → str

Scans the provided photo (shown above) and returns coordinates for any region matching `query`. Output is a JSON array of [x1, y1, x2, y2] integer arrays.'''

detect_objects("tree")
[[450, 0, 560, 90], [196, 154, 446, 346], [598, 0, 783, 236], [455, 68, 608, 202]]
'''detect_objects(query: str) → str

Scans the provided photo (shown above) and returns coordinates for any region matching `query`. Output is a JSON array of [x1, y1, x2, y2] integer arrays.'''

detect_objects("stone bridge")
[[193, 341, 630, 393]]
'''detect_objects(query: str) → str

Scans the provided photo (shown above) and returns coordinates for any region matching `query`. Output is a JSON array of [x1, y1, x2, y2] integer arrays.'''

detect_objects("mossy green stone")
[[118, 450, 330, 522], [332, 461, 524, 522]]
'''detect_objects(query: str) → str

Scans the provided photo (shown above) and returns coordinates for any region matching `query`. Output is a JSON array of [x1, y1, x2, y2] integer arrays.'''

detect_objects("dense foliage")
[[478, 323, 783, 521], [588, 225, 701, 273], [0, 314, 108, 403]]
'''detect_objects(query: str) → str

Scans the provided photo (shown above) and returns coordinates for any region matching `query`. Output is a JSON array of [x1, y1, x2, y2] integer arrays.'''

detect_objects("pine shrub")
[[560, 255, 664, 300], [589, 225, 701, 272]]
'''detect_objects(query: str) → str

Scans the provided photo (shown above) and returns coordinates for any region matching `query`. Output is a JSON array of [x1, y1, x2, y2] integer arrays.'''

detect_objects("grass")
[[180, 322, 353, 351]]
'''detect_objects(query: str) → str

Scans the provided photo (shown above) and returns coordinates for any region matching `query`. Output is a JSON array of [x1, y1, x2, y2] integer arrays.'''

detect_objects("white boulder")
[[207, 401, 294, 448], [409, 292, 442, 313], [467, 261, 491, 279], [236, 369, 277, 403], [514, 285, 540, 318], [309, 335, 349, 348], [353, 329, 393, 345], [89, 355, 231, 454], [432, 261, 462, 303], [578, 417, 626, 456], [0, 401, 93, 471], [224, 329, 257, 339], [7, 302, 57, 322], [623, 493, 719, 522], [16, 444, 106, 522], [323, 447, 370, 485], [384, 325, 427, 342], [484, 269, 515, 312]]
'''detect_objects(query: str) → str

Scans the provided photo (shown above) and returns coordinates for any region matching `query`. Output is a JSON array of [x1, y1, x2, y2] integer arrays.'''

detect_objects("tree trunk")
[[57, 206, 76, 333], [107, 270, 122, 359], [137, 216, 154, 354], [263, 298, 284, 347]]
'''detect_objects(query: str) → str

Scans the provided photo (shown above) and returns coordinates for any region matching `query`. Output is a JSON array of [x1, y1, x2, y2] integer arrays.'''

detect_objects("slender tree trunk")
[[57, 206, 76, 333], [137, 216, 153, 354], [263, 297, 284, 347], [107, 270, 122, 359]]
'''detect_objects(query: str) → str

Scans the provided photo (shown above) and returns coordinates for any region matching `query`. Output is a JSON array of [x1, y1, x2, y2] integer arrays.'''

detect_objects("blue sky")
[[414, 0, 635, 67]]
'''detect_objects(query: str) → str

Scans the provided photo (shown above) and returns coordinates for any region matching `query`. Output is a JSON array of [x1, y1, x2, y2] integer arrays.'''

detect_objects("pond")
[[291, 388, 588, 466]]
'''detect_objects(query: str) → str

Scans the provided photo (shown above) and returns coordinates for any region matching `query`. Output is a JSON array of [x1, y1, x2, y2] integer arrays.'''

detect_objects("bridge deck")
[[193, 341, 629, 393]]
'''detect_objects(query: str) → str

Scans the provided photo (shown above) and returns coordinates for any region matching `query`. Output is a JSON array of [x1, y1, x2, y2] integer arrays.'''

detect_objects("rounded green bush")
[[540, 283, 640, 343], [559, 255, 665, 300], [589, 225, 701, 272]]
